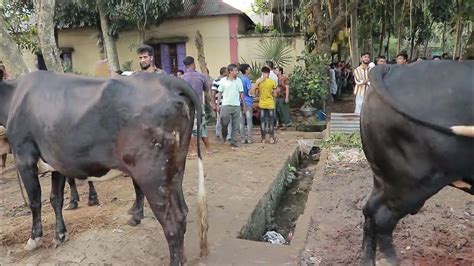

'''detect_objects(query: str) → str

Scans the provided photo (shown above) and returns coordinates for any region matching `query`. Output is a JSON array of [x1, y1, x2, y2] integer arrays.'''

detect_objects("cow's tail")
[[369, 65, 464, 137], [177, 79, 208, 257], [195, 94, 208, 258]]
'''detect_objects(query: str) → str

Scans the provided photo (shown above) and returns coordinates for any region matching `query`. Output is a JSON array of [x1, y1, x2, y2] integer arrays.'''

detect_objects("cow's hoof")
[[127, 209, 144, 219], [53, 232, 69, 247], [24, 237, 42, 250], [65, 201, 78, 210], [87, 199, 99, 206], [127, 217, 141, 226]]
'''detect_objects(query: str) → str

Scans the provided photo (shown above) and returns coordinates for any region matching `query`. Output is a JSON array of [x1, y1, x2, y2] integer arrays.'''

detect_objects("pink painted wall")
[[228, 15, 239, 64]]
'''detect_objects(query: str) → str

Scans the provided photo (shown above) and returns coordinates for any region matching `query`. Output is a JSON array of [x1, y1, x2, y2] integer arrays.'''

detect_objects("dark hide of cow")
[[64, 178, 99, 210], [0, 71, 208, 265], [360, 60, 473, 265]]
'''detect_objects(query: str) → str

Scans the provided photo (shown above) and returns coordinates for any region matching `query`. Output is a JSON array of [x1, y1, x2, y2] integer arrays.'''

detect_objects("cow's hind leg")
[[87, 181, 99, 206], [65, 177, 80, 210], [135, 172, 188, 266], [363, 174, 447, 265], [362, 187, 383, 266], [127, 179, 144, 226], [50, 171, 68, 245]]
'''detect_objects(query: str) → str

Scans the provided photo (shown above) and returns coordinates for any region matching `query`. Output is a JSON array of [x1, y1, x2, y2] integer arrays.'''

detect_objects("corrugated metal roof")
[[180, 0, 244, 17], [329, 113, 360, 134]]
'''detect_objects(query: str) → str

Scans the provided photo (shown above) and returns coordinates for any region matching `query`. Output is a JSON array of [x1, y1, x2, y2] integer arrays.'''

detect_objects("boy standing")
[[250, 67, 277, 144]]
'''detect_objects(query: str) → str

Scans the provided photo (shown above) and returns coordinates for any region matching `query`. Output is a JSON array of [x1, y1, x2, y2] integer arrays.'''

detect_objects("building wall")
[[21, 16, 305, 78], [238, 35, 305, 74], [54, 16, 231, 78]]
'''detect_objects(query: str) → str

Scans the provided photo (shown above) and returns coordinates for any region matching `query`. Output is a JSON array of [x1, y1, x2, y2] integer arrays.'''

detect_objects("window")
[[151, 42, 186, 75]]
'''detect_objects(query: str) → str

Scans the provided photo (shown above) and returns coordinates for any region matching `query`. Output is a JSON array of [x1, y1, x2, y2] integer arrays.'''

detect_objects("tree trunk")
[[453, 20, 463, 58], [195, 30, 208, 76], [441, 23, 446, 52], [137, 26, 146, 45], [95, 17, 106, 60], [0, 14, 29, 77], [409, 31, 416, 60], [310, 0, 356, 55], [350, 0, 359, 66], [385, 32, 391, 58], [97, 0, 120, 73], [34, 0, 63, 73], [378, 4, 386, 56], [463, 29, 474, 59], [397, 0, 406, 54], [423, 36, 429, 58]]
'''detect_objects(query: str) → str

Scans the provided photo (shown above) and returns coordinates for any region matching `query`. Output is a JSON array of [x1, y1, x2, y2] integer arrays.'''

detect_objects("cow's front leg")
[[127, 179, 144, 226], [50, 171, 68, 246], [65, 177, 80, 210], [87, 181, 99, 206], [16, 155, 43, 250]]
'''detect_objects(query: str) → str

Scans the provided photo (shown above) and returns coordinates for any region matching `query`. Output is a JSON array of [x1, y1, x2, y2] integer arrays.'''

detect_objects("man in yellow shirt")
[[250, 67, 277, 144]]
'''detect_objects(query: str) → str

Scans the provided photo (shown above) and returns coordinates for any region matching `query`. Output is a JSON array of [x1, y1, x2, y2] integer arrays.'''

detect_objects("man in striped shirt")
[[353, 52, 371, 114]]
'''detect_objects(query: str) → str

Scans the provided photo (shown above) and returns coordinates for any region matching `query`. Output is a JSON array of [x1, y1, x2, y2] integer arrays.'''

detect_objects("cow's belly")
[[37, 159, 124, 181]]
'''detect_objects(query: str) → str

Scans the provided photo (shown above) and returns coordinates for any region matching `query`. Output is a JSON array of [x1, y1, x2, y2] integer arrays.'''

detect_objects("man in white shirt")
[[216, 64, 244, 148]]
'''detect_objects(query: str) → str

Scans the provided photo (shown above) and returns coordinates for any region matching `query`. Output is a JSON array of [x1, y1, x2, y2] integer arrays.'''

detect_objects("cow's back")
[[371, 61, 473, 127], [6, 71, 195, 178], [361, 61, 474, 184]]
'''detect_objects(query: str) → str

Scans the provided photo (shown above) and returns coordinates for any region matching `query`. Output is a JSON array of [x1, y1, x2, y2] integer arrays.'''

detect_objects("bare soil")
[[1, 101, 472, 265], [300, 150, 473, 265], [0, 129, 314, 265]]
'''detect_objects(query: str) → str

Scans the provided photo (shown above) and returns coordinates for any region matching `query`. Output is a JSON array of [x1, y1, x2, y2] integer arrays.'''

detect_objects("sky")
[[223, 0, 273, 26]]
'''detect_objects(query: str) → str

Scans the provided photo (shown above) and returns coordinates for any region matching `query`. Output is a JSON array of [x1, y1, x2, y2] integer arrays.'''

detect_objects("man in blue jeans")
[[238, 64, 254, 143]]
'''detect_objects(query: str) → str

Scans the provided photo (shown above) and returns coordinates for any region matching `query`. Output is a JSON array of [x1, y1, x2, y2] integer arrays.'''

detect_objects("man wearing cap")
[[182, 56, 215, 155]]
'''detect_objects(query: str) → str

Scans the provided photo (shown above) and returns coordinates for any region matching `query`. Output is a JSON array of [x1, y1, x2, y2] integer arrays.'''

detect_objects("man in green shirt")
[[216, 64, 244, 148]]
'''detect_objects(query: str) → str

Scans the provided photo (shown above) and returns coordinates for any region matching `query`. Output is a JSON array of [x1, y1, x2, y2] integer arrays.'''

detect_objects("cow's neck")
[[0, 80, 15, 126]]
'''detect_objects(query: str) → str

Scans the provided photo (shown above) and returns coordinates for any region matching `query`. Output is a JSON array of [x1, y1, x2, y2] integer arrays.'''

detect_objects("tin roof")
[[180, 0, 244, 17]]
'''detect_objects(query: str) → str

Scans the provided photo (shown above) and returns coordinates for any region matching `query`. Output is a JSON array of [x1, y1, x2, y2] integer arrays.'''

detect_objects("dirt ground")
[[0, 128, 315, 265], [1, 99, 472, 265], [300, 149, 473, 266]]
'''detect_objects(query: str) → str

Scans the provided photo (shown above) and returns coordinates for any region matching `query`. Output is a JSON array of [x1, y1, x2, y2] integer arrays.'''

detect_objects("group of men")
[[2, 44, 293, 157], [183, 59, 292, 151], [350, 51, 455, 114], [133, 44, 292, 153]]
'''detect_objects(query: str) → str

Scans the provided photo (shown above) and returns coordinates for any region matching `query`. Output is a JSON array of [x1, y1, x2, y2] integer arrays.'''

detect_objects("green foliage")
[[121, 60, 133, 71], [252, 0, 270, 15], [254, 23, 276, 34], [1, 0, 38, 52], [285, 164, 297, 186], [256, 38, 293, 68], [55, 0, 98, 29], [321, 133, 362, 150], [107, 0, 183, 33], [289, 50, 330, 108], [55, 0, 184, 38], [241, 58, 264, 82]]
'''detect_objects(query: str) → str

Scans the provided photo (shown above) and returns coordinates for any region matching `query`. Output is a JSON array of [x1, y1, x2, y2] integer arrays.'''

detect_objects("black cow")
[[1, 133, 100, 210], [360, 60, 473, 265], [0, 71, 208, 265]]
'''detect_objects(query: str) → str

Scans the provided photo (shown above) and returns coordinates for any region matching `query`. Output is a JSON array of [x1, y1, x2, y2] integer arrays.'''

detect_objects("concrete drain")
[[238, 140, 320, 245]]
